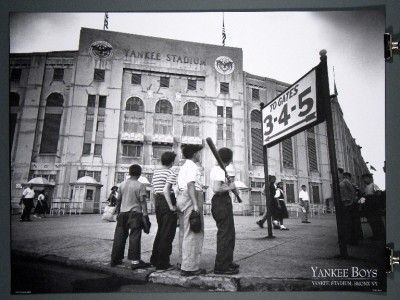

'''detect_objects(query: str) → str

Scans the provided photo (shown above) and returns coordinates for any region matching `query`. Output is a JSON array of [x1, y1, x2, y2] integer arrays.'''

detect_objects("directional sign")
[[262, 68, 322, 146]]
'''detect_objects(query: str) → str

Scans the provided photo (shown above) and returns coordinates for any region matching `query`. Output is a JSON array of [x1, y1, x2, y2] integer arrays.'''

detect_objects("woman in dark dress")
[[107, 186, 118, 207], [34, 191, 48, 218], [272, 182, 289, 230]]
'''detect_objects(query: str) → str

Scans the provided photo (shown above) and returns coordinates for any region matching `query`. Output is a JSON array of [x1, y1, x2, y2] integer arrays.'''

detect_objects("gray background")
[[1, 0, 399, 299]]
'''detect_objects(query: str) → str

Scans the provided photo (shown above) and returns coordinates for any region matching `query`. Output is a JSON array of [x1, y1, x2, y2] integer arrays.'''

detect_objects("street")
[[10, 213, 386, 291]]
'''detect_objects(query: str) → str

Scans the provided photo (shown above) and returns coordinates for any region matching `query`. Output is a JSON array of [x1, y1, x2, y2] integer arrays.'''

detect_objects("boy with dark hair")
[[176, 144, 205, 276], [299, 184, 311, 223], [150, 151, 178, 270], [210, 147, 239, 275], [111, 164, 151, 270], [256, 175, 277, 228]]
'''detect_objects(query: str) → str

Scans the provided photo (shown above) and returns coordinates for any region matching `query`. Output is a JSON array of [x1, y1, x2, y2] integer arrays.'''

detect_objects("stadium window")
[[94, 144, 102, 156], [217, 106, 224, 117], [187, 79, 197, 90], [53, 68, 64, 81], [220, 82, 229, 94], [10, 69, 22, 82], [160, 76, 170, 88], [252, 88, 259, 100], [122, 143, 142, 157], [82, 143, 91, 155], [94, 69, 105, 81], [99, 96, 107, 108], [282, 138, 294, 168], [226, 107, 232, 119], [131, 73, 141, 85]]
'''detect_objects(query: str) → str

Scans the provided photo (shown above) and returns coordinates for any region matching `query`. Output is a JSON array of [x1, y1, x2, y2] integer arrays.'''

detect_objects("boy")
[[176, 144, 205, 276], [111, 164, 151, 270], [210, 147, 239, 275]]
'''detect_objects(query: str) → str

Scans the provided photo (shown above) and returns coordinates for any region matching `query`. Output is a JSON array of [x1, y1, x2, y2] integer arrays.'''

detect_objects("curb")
[[12, 250, 320, 291]]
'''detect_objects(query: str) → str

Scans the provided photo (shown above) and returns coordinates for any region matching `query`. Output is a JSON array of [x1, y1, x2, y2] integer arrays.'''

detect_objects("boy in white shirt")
[[20, 184, 35, 222]]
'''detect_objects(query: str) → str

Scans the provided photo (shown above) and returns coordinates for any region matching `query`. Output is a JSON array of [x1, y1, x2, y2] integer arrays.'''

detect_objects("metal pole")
[[319, 50, 348, 258], [260, 102, 273, 238]]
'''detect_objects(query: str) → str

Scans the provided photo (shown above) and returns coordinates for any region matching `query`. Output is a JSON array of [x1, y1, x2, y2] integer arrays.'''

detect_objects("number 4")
[[278, 104, 291, 126]]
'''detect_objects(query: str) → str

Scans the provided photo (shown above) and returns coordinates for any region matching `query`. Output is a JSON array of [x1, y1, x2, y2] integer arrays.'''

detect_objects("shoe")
[[214, 267, 239, 275], [280, 226, 289, 231], [156, 264, 175, 271], [230, 262, 240, 269], [131, 260, 151, 270], [19, 219, 24, 222], [302, 221, 311, 223], [256, 220, 264, 228], [110, 260, 123, 267], [180, 269, 206, 277]]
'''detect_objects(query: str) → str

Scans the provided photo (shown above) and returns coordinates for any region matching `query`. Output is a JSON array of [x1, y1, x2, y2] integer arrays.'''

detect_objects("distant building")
[[9, 27, 368, 212]]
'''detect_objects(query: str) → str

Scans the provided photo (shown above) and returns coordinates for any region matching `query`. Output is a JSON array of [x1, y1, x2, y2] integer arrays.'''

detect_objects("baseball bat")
[[206, 137, 242, 203]]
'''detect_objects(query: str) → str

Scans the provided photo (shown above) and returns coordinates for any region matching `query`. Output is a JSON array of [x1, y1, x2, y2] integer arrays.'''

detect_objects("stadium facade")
[[9, 28, 368, 212]]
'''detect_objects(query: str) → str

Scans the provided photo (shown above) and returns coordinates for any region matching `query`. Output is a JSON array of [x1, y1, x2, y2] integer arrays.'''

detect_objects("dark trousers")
[[342, 205, 354, 244], [366, 214, 385, 240], [211, 193, 235, 271], [150, 194, 177, 268], [111, 211, 142, 262], [350, 203, 363, 241], [21, 198, 34, 221]]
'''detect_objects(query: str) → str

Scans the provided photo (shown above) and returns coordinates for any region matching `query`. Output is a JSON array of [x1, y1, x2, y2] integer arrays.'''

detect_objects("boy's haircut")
[[161, 151, 177, 166], [301, 184, 306, 188], [129, 164, 142, 177], [218, 147, 233, 164], [181, 144, 203, 159], [338, 168, 344, 174]]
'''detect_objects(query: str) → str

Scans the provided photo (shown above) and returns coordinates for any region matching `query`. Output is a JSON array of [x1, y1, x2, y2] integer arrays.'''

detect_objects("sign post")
[[318, 50, 348, 258], [260, 102, 273, 238], [260, 50, 347, 256]]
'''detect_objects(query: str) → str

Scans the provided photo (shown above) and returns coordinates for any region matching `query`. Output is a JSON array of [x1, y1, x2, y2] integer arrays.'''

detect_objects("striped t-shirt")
[[151, 168, 177, 194]]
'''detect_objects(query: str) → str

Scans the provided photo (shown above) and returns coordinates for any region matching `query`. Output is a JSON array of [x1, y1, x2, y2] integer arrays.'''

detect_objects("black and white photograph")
[[8, 8, 388, 293]]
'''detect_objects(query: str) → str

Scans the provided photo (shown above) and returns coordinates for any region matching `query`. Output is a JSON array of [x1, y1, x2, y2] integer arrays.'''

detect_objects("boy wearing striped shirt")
[[150, 151, 178, 270]]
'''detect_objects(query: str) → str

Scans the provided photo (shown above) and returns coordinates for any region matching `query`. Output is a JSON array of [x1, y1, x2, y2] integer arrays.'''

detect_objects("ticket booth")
[[70, 176, 103, 213]]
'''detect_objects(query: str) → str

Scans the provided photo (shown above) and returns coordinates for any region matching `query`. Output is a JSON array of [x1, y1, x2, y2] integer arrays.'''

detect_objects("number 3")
[[298, 87, 313, 117], [264, 115, 273, 135]]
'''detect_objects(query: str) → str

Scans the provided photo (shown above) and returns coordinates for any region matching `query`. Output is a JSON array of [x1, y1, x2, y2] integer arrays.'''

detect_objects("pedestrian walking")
[[299, 185, 311, 223], [256, 175, 277, 228], [20, 184, 35, 222], [176, 144, 206, 277], [360, 173, 385, 240], [33, 191, 47, 218], [210, 147, 239, 275], [150, 151, 178, 271], [110, 164, 151, 270], [272, 182, 289, 230], [102, 186, 118, 222]]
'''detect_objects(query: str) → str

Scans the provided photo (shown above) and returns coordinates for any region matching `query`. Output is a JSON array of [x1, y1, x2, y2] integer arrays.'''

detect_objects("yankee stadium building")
[[9, 28, 368, 213]]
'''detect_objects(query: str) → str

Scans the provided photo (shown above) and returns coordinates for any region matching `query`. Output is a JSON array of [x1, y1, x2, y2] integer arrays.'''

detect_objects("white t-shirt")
[[23, 187, 35, 199], [177, 159, 202, 191], [209, 165, 227, 197], [299, 190, 310, 201]]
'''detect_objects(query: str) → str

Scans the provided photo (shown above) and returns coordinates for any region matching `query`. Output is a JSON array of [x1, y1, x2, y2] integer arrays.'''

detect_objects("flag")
[[104, 13, 109, 30], [370, 165, 377, 171], [222, 13, 226, 46]]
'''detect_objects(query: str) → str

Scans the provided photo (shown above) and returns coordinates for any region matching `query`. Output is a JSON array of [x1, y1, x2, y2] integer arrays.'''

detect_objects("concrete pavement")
[[11, 213, 384, 291]]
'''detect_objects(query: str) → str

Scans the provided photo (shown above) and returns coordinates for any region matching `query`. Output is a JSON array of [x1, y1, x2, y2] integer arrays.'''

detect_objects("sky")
[[9, 11, 386, 187]]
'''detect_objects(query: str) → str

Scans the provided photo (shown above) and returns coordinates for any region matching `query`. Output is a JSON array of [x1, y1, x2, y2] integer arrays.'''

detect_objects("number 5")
[[298, 87, 313, 117]]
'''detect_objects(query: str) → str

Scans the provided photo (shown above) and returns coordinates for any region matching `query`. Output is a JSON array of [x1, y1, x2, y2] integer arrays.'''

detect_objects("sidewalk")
[[11, 214, 384, 291]]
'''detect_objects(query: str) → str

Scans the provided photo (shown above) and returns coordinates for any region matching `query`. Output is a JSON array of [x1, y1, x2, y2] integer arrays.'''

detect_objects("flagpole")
[[103, 12, 109, 30], [222, 12, 226, 47]]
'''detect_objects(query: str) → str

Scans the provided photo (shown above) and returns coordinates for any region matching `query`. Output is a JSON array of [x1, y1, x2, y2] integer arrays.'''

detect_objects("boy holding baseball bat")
[[210, 147, 239, 275]]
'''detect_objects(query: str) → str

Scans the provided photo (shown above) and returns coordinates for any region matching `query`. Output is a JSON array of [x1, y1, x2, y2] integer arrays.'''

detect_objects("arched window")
[[183, 102, 199, 116], [250, 110, 263, 164], [46, 93, 64, 107], [10, 92, 20, 107], [40, 93, 64, 153], [126, 97, 144, 112], [155, 99, 173, 114]]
